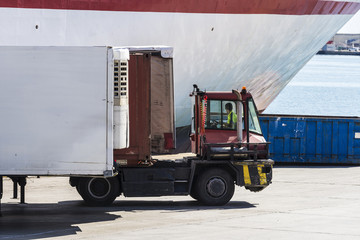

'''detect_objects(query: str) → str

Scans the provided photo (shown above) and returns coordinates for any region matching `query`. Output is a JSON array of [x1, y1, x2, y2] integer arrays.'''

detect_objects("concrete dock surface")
[[1, 166, 360, 240]]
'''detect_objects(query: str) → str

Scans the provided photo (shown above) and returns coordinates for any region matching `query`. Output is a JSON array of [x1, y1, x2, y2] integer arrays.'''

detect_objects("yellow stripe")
[[257, 165, 267, 185], [243, 165, 251, 185]]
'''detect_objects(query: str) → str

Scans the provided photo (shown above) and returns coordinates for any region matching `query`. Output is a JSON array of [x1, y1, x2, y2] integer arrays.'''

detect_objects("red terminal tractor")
[[189, 84, 274, 194]]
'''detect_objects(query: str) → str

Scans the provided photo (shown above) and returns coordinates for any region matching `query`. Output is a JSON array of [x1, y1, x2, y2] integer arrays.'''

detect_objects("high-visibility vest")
[[227, 111, 237, 127]]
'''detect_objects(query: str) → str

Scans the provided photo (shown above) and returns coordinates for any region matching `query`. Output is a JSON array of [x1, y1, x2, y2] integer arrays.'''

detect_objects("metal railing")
[[203, 142, 270, 161]]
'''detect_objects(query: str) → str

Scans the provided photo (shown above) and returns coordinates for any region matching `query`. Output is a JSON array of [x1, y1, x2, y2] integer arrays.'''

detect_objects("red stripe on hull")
[[0, 0, 359, 15]]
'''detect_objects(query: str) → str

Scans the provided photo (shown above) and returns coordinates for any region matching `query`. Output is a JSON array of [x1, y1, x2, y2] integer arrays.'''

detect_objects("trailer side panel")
[[0, 46, 113, 175]]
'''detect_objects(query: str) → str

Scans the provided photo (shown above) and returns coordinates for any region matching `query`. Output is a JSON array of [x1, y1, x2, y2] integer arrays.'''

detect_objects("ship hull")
[[0, 1, 359, 126]]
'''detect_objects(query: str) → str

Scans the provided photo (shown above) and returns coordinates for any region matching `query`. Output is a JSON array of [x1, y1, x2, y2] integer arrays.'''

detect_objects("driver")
[[224, 103, 237, 129]]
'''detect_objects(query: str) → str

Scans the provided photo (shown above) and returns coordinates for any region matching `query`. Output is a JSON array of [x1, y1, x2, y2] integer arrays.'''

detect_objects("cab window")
[[205, 100, 238, 130]]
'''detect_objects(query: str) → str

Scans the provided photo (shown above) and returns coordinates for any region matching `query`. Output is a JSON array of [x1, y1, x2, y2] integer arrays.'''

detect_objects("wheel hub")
[[88, 178, 111, 199], [206, 177, 226, 197]]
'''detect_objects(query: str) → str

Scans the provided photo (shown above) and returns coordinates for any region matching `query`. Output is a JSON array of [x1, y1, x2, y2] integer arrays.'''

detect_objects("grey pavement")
[[1, 166, 359, 240]]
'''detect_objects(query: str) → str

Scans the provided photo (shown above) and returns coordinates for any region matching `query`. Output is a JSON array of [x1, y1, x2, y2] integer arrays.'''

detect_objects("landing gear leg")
[[13, 179, 18, 199], [18, 177, 26, 204], [10, 177, 27, 204], [0, 176, 3, 216]]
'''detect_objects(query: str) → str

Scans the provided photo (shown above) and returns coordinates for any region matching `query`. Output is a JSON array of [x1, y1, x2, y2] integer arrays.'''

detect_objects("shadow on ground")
[[0, 199, 255, 240]]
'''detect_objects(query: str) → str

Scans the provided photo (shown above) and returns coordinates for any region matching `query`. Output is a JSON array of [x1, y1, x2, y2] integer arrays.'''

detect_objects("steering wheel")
[[209, 119, 219, 128]]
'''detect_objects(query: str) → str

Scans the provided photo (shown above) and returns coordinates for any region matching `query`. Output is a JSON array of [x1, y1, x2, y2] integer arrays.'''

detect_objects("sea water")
[[264, 55, 360, 117]]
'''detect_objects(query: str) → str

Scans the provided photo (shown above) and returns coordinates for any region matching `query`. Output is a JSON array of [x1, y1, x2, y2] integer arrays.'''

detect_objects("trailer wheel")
[[195, 168, 234, 206], [78, 177, 120, 206]]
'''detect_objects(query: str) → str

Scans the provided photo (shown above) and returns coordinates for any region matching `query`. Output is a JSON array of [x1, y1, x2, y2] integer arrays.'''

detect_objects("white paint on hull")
[[0, 8, 355, 126]]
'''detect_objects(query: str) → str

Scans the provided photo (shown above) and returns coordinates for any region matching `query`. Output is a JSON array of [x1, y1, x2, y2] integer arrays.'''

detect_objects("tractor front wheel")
[[194, 168, 234, 206]]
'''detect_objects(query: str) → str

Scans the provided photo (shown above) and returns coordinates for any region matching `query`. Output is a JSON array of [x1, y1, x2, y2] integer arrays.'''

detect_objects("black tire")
[[190, 191, 199, 200], [77, 177, 120, 206], [76, 184, 81, 195], [190, 185, 199, 200], [195, 168, 235, 206]]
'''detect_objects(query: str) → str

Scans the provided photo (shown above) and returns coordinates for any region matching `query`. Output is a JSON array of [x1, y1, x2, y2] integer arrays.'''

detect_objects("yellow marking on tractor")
[[243, 165, 251, 185], [257, 164, 267, 185]]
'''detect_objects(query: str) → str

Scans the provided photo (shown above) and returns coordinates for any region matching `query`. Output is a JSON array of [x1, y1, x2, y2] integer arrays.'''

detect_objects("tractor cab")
[[190, 84, 269, 160]]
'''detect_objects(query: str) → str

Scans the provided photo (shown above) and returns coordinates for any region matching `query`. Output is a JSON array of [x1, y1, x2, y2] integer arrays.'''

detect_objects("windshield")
[[248, 98, 262, 134]]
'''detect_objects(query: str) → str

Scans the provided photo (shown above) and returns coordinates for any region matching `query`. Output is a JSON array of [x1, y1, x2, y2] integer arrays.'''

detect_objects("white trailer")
[[0, 46, 130, 176], [0, 45, 176, 211]]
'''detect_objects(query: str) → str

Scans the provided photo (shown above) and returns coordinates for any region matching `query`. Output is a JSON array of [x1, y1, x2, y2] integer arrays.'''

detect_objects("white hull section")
[[0, 8, 355, 126]]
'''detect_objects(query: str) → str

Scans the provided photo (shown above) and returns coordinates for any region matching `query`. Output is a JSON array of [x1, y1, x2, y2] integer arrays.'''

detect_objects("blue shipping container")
[[259, 114, 360, 164]]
